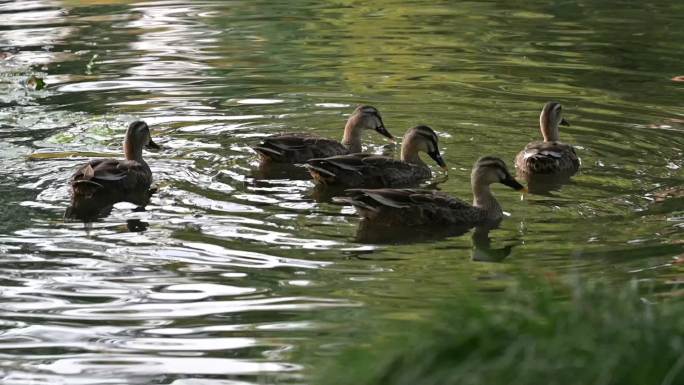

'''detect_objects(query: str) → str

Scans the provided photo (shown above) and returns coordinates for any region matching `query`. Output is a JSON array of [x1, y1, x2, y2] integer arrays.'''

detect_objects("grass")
[[314, 277, 684, 385]]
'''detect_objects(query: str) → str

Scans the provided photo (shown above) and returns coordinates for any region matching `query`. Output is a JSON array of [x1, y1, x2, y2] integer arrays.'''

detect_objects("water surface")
[[0, 0, 683, 383]]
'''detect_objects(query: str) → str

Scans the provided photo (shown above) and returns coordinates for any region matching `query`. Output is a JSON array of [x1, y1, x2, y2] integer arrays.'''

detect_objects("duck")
[[305, 125, 447, 188], [334, 156, 526, 229], [65, 121, 159, 220], [515, 101, 579, 176], [253, 105, 394, 164]]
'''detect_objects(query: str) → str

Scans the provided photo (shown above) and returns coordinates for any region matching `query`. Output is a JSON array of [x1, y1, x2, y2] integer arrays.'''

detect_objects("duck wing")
[[337, 188, 481, 226], [254, 133, 348, 163], [346, 188, 468, 210], [515, 141, 579, 174], [307, 154, 430, 187], [71, 159, 152, 194]]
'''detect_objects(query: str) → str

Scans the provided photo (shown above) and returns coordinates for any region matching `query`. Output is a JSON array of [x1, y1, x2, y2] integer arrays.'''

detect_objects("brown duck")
[[335, 156, 526, 229], [305, 125, 447, 188], [515, 101, 579, 176], [253, 105, 394, 164], [66, 121, 159, 220]]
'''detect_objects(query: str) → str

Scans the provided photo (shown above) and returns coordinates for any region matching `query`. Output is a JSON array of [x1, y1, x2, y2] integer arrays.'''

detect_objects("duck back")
[[67, 158, 153, 220], [515, 141, 579, 175], [254, 134, 348, 164], [307, 154, 431, 188]]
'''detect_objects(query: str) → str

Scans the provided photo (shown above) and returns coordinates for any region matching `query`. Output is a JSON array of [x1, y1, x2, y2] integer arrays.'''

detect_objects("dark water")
[[0, 0, 682, 383]]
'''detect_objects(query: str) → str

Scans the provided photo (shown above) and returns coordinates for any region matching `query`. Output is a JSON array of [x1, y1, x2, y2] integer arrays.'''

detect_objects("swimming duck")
[[253, 105, 394, 164], [515, 101, 579, 176], [305, 125, 447, 188], [66, 121, 159, 220], [335, 156, 525, 229]]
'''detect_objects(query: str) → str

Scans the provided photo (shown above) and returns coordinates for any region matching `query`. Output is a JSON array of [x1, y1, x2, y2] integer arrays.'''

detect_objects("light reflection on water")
[[0, 0, 683, 383]]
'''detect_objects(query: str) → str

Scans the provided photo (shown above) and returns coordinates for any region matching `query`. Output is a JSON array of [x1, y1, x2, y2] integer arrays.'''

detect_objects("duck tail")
[[305, 160, 336, 176], [71, 180, 103, 199], [305, 160, 336, 185]]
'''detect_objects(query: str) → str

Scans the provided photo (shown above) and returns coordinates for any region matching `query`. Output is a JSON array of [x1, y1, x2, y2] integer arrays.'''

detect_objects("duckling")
[[515, 101, 579, 176], [335, 156, 526, 229], [253, 105, 394, 164], [66, 121, 159, 220], [305, 125, 447, 188]]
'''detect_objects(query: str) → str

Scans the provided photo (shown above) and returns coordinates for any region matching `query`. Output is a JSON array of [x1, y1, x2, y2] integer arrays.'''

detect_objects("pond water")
[[0, 0, 683, 383]]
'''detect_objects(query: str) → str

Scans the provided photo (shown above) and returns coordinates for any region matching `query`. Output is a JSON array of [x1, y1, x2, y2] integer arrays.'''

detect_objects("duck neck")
[[341, 114, 363, 153], [472, 181, 502, 220], [124, 137, 145, 163], [400, 140, 426, 166], [540, 114, 560, 142]]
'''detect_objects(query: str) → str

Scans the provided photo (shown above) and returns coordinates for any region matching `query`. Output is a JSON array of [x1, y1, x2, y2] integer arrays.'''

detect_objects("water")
[[0, 0, 682, 383]]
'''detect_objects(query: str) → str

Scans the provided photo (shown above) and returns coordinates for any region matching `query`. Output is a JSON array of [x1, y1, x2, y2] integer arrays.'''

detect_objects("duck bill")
[[560, 118, 570, 126], [146, 139, 161, 150], [501, 176, 527, 192], [428, 151, 448, 171], [374, 115, 394, 140], [375, 125, 394, 141]]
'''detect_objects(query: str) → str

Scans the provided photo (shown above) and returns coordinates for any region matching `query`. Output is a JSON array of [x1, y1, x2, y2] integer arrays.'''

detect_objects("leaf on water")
[[27, 75, 46, 90], [27, 151, 113, 160]]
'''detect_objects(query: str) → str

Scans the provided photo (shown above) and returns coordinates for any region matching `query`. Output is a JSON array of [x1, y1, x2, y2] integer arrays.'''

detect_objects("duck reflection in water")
[[353, 221, 517, 263], [65, 121, 159, 222], [470, 226, 516, 263], [336, 156, 526, 244], [520, 172, 575, 196], [251, 161, 312, 181], [125, 219, 149, 232]]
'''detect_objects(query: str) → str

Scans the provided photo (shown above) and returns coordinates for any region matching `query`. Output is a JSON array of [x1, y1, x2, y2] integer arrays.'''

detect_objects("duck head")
[[124, 121, 159, 161], [400, 125, 448, 171], [472, 156, 526, 192], [539, 101, 569, 142], [348, 105, 394, 139]]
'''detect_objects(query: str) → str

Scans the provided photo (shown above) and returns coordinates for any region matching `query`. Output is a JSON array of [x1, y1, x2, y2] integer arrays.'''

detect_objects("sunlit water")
[[0, 0, 682, 383]]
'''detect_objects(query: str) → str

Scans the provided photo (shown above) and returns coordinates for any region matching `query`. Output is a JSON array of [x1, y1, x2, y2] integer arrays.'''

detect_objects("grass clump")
[[315, 279, 684, 385]]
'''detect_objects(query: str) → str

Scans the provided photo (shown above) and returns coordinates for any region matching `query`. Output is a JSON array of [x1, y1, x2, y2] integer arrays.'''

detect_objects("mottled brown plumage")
[[306, 125, 447, 188], [515, 102, 580, 176], [66, 121, 159, 220], [335, 156, 526, 229], [253, 105, 393, 164]]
